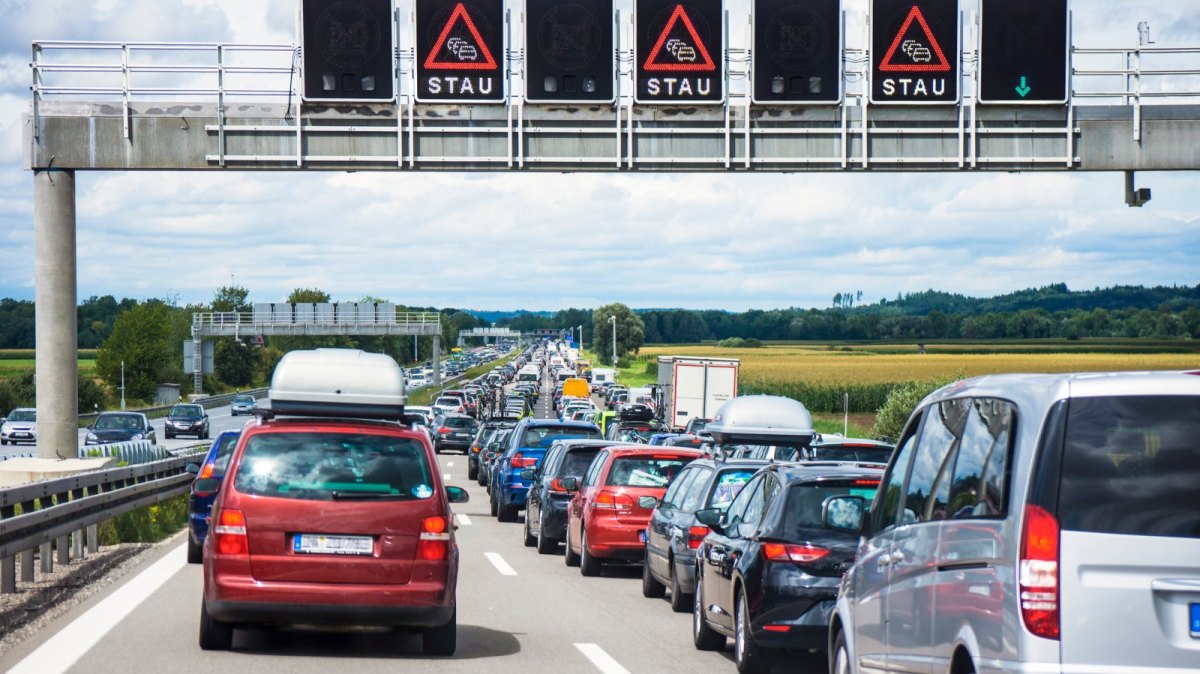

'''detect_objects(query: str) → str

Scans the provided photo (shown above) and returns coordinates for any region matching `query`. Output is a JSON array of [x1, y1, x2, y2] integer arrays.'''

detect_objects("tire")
[[579, 530, 602, 577], [642, 556, 666, 598], [734, 590, 764, 674], [421, 608, 457, 656], [831, 628, 851, 674], [564, 529, 581, 567], [477, 469, 487, 487], [536, 512, 557, 554], [198, 599, 233, 650], [165, 432, 174, 440], [187, 536, 203, 564], [692, 569, 724, 651], [468, 462, 478, 481], [497, 493, 517, 523], [669, 559, 691, 613], [522, 512, 537, 547], [489, 490, 499, 517]]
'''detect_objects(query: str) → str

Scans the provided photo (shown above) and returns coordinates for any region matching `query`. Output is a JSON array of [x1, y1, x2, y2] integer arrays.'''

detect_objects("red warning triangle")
[[879, 5, 951, 73], [423, 2, 498, 71], [643, 4, 716, 72]]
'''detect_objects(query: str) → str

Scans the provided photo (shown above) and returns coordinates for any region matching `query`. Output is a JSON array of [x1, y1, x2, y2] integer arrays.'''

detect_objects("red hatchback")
[[200, 417, 467, 653], [563, 446, 702, 576]]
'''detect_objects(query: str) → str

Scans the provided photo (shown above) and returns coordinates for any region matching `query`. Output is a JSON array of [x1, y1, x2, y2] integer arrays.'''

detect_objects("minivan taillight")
[[1019, 504, 1060, 640], [418, 516, 451, 561], [510, 452, 537, 469], [214, 508, 247, 555], [762, 542, 829, 563]]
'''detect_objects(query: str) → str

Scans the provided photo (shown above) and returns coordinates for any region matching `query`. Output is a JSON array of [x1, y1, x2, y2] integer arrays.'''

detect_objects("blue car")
[[185, 430, 241, 564], [490, 419, 601, 523]]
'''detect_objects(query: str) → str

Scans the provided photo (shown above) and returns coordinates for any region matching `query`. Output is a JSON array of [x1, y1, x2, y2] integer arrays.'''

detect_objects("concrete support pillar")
[[34, 169, 78, 460], [432, 335, 442, 386]]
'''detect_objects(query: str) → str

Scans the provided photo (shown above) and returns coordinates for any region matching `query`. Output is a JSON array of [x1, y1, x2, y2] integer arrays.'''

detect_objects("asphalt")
[[0, 372, 825, 674]]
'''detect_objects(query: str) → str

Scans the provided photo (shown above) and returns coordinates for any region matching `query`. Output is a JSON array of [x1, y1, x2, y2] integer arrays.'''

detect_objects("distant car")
[[185, 430, 241, 564], [230, 394, 256, 416], [433, 396, 464, 415], [431, 413, 477, 454], [1, 407, 37, 445], [85, 412, 156, 445], [165, 403, 210, 440], [802, 435, 894, 464]]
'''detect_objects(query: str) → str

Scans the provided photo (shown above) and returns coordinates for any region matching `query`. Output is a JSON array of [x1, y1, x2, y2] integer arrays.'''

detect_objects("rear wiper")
[[330, 491, 403, 501]]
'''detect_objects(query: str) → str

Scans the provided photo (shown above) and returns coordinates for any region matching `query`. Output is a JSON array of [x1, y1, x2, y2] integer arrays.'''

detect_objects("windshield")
[[94, 414, 143, 430], [233, 395, 254, 404], [170, 406, 203, 418], [7, 410, 35, 422], [606, 457, 691, 487], [521, 425, 599, 448], [435, 398, 459, 406], [811, 446, 893, 464], [234, 431, 433, 501]]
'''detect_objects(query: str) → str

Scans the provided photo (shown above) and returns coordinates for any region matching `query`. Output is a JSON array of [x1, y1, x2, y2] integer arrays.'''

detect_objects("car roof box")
[[268, 348, 406, 419], [706, 395, 814, 446]]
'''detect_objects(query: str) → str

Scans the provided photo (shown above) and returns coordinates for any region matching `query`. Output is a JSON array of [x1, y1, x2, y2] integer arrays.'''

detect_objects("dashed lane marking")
[[447, 461, 455, 467], [444, 473, 452, 481], [575, 643, 633, 674], [455, 513, 472, 526], [484, 552, 518, 576]]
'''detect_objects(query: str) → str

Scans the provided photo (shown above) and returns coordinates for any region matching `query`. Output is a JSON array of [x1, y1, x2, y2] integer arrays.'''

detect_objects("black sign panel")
[[525, 0, 615, 103], [301, 0, 396, 102], [752, 0, 841, 104], [415, 0, 504, 102], [635, 0, 725, 104], [870, 0, 959, 104], [979, 0, 1068, 105]]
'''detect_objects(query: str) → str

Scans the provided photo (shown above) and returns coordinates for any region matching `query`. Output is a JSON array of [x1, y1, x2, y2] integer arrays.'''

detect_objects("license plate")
[[13, 432, 29, 438], [293, 534, 373, 556], [1190, 603, 1200, 637]]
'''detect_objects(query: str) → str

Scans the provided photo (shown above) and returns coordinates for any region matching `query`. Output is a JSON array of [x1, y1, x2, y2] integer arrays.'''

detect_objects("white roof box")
[[268, 349, 406, 418], [706, 395, 815, 446]]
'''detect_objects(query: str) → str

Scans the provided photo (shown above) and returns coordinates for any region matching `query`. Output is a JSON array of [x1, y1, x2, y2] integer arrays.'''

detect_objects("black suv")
[[691, 463, 883, 673], [642, 457, 768, 612], [165, 404, 210, 440], [431, 414, 477, 454], [520, 439, 610, 554]]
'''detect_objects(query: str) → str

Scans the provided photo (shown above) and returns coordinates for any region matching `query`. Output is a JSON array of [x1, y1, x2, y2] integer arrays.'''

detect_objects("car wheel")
[[187, 536, 203, 564], [692, 568, 724, 651], [579, 530, 602, 577], [421, 607, 457, 656], [522, 512, 537, 547], [497, 502, 517, 523], [536, 511, 557, 554], [198, 599, 233, 650], [165, 433, 174, 440], [734, 589, 764, 673], [468, 463, 478, 481], [642, 556, 666, 598], [564, 529, 581, 567], [831, 628, 851, 674], [489, 490, 499, 517], [669, 558, 691, 613], [477, 469, 488, 487]]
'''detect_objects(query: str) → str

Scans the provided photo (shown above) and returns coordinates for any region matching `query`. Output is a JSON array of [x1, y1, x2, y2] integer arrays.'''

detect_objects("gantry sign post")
[[23, 0, 1200, 460]]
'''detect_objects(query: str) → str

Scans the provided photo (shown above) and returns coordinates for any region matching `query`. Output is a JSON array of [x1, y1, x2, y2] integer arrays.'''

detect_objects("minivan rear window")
[[234, 432, 433, 501], [1059, 395, 1200, 539]]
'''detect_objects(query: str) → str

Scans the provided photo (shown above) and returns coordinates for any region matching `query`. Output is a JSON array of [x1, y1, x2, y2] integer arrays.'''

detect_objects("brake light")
[[1019, 504, 1060, 640], [439, 427, 451, 435], [510, 452, 537, 469], [594, 490, 634, 511], [853, 479, 881, 486], [549, 478, 571, 494], [198, 463, 214, 480], [762, 625, 791, 633], [762, 542, 829, 563], [418, 516, 451, 560], [687, 525, 709, 550], [214, 508, 247, 555]]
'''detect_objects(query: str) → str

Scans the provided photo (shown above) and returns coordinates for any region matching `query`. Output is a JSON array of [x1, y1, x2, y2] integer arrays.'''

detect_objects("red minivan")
[[198, 349, 468, 655], [563, 446, 702, 577]]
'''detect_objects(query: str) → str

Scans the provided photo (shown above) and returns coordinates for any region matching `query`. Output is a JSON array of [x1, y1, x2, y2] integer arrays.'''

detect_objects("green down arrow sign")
[[1015, 76, 1032, 97]]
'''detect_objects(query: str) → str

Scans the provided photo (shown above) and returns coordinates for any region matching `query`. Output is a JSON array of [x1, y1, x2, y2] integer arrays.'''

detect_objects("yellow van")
[[561, 377, 590, 400]]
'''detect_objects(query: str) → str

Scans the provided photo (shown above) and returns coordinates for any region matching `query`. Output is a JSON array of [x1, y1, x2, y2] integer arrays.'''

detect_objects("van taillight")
[[1019, 504, 1060, 640], [687, 526, 709, 550], [214, 508, 247, 555], [762, 542, 829, 563], [418, 516, 451, 561]]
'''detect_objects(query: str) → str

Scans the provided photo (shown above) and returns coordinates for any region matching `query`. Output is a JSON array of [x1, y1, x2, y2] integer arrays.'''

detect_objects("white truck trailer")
[[655, 356, 740, 431]]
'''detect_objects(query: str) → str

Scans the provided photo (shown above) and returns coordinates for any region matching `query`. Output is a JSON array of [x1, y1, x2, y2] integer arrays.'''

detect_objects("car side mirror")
[[694, 507, 723, 531], [823, 495, 866, 534], [445, 486, 470, 503], [559, 476, 579, 492], [637, 495, 659, 510], [192, 478, 221, 497], [185, 463, 201, 474]]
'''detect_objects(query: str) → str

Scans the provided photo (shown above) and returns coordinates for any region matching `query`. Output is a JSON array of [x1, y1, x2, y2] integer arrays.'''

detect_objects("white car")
[[1, 408, 37, 445]]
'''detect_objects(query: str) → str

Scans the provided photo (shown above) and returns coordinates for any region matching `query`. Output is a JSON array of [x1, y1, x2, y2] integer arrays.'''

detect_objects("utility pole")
[[609, 315, 617, 368], [120, 360, 126, 410]]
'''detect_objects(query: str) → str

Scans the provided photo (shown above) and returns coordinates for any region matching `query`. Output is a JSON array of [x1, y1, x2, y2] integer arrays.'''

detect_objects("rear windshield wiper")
[[330, 490, 405, 501]]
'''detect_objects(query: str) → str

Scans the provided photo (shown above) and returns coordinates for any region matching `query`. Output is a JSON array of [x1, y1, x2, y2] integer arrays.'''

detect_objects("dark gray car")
[[85, 412, 156, 445]]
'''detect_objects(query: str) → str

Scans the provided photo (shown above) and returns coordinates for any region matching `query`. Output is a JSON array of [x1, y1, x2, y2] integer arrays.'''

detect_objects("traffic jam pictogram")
[[636, 0, 724, 103], [871, 0, 959, 104], [416, 0, 504, 102]]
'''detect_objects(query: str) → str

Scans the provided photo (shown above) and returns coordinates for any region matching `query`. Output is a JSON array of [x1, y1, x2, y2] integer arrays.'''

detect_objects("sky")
[[0, 0, 1198, 312]]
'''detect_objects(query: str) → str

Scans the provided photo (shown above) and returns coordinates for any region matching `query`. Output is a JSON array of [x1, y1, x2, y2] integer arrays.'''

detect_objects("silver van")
[[826, 371, 1200, 674]]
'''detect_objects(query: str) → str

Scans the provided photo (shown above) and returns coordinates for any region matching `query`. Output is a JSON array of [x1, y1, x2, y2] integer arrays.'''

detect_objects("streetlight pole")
[[609, 315, 617, 368], [120, 360, 126, 410], [578, 324, 583, 353]]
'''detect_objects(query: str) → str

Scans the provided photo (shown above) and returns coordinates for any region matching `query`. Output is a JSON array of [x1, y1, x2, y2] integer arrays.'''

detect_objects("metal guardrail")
[[0, 451, 203, 593], [77, 440, 168, 465], [77, 387, 268, 424]]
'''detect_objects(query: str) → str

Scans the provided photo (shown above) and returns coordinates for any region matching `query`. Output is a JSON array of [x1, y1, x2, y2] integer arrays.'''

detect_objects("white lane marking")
[[446, 461, 455, 467], [455, 513, 472, 526], [484, 552, 517, 576], [9, 543, 187, 674], [575, 643, 632, 674]]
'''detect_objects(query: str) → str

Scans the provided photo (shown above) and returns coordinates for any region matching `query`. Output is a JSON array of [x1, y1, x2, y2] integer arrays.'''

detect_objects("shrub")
[[717, 337, 762, 348], [871, 374, 961, 442]]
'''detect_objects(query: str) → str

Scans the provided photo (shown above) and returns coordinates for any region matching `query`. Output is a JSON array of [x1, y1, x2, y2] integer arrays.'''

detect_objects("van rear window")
[[234, 432, 433, 501], [1059, 395, 1200, 539]]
